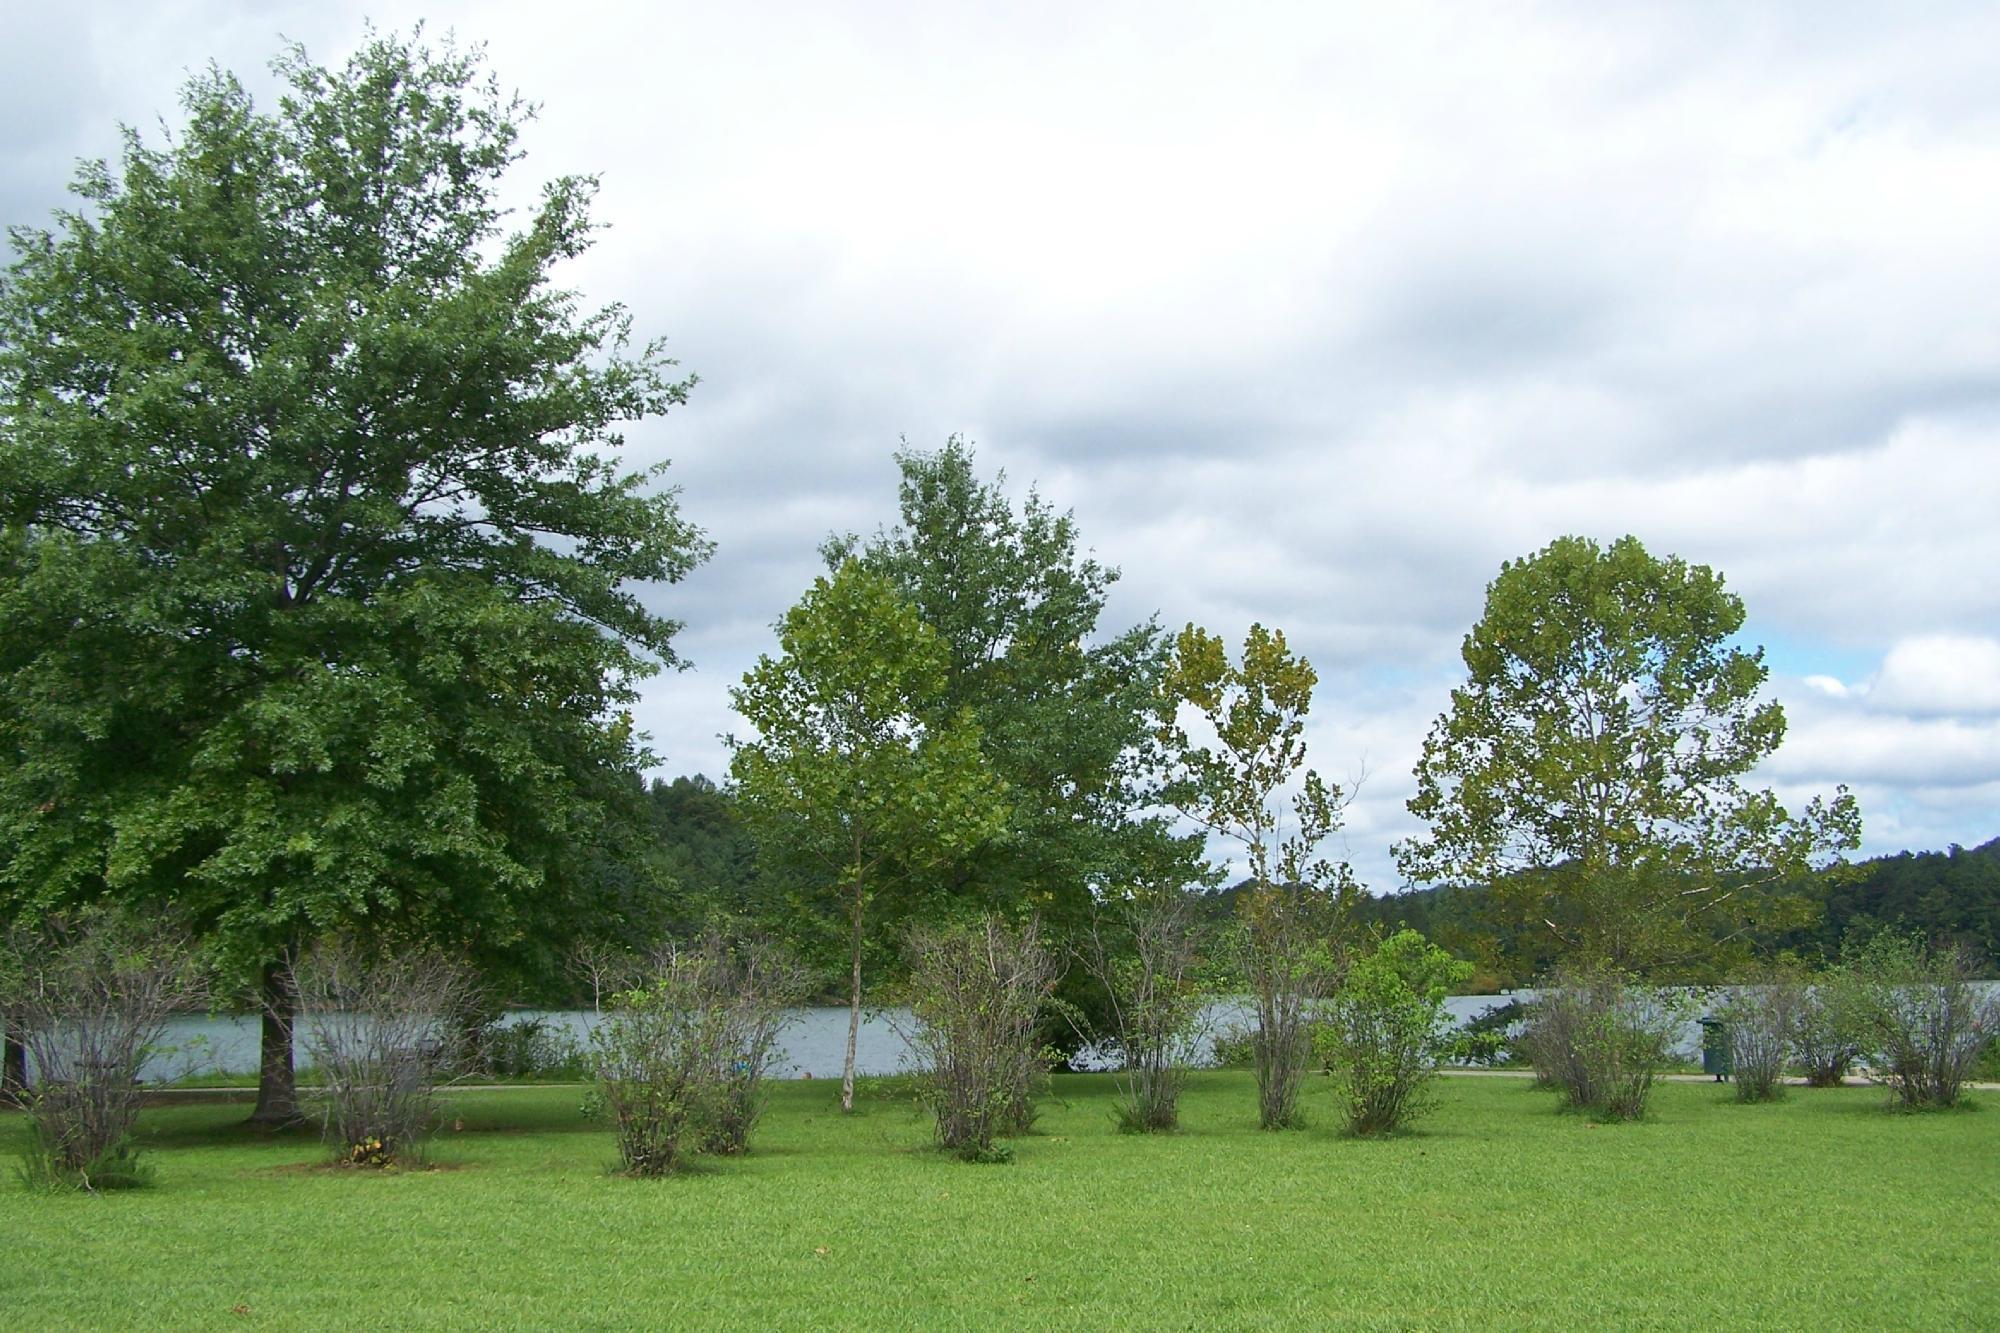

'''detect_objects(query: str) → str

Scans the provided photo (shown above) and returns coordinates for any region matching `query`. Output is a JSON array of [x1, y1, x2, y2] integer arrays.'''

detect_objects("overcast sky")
[[6, 2, 1998, 890]]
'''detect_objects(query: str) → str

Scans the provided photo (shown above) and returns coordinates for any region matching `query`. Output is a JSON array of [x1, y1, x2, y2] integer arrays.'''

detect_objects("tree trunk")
[[842, 886, 864, 1113], [248, 958, 302, 1127], [2, 1022, 26, 1106]]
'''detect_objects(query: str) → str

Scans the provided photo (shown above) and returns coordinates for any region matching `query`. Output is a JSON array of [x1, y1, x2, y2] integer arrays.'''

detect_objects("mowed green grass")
[[1, 1072, 1993, 1330]]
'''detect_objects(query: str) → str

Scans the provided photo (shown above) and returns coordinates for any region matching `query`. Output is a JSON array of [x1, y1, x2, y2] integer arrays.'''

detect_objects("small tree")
[[902, 917, 1063, 1162], [731, 561, 1009, 1114], [1521, 961, 1686, 1121], [1717, 968, 1804, 1103], [2, 911, 204, 1189], [292, 941, 478, 1168], [1156, 623, 1358, 1130], [1792, 961, 1873, 1088], [1318, 930, 1474, 1136], [1853, 935, 2000, 1111], [1076, 888, 1212, 1133]]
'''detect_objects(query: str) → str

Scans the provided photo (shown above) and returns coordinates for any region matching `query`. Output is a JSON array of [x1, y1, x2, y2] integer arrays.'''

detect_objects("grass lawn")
[[2, 1072, 1994, 1329]]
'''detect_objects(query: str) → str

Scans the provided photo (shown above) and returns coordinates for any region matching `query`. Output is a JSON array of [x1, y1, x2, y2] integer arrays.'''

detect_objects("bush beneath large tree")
[[1, 911, 203, 1189]]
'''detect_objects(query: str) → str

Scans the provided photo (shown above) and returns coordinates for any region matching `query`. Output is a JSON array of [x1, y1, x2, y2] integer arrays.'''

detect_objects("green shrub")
[[1792, 961, 1873, 1087], [1521, 961, 1686, 1121], [902, 917, 1063, 1162], [1719, 969, 1804, 1103], [1850, 935, 1999, 1111], [1316, 930, 1473, 1136], [475, 1017, 585, 1081]]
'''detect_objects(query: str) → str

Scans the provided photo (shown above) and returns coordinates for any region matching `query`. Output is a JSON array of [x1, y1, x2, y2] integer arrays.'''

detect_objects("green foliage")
[[1318, 930, 1474, 1135], [901, 916, 1063, 1162], [1396, 535, 1860, 974], [730, 560, 1008, 1109], [839, 440, 1200, 910], [17, 1127, 153, 1193], [1846, 933, 2000, 1111], [0, 32, 709, 1070], [1522, 960, 1690, 1121], [1157, 624, 1354, 901], [473, 1017, 586, 1082], [1157, 622, 1357, 1130], [585, 977, 730, 1177]]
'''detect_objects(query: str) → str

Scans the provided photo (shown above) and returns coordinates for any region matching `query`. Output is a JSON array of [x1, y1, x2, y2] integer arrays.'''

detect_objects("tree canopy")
[[0, 32, 708, 1117], [835, 439, 1200, 915], [730, 559, 1007, 1109], [1394, 535, 1859, 973]]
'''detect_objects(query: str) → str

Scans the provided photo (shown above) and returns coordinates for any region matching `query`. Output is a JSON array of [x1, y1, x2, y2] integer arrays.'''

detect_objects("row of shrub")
[[4, 906, 1993, 1188]]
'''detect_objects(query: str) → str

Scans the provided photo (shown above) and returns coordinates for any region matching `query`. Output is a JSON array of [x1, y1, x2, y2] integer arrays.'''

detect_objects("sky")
[[5, 2, 1998, 891]]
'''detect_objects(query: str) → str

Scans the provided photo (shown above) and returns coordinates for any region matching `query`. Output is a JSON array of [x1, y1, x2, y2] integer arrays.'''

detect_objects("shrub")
[[1851, 935, 1999, 1111], [903, 916, 1063, 1162], [1792, 961, 1873, 1087], [292, 941, 478, 1168], [0, 910, 203, 1191], [1208, 1023, 1256, 1069], [1456, 999, 1525, 1066], [1521, 961, 1686, 1121], [1717, 970, 1803, 1103], [701, 936, 810, 1156], [1317, 930, 1473, 1136], [585, 952, 734, 1177], [1234, 886, 1345, 1131], [474, 1017, 586, 1081], [1076, 889, 1212, 1133]]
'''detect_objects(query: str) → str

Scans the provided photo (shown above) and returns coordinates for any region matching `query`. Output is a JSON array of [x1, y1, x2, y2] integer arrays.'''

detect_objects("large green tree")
[[0, 34, 708, 1120], [1394, 535, 1860, 974], [836, 439, 1200, 922], [730, 561, 1007, 1111]]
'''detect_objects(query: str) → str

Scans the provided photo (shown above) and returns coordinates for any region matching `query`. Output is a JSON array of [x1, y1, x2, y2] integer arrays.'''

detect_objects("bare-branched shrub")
[[1521, 961, 1685, 1121], [902, 916, 1063, 1162], [1792, 961, 1872, 1087], [1853, 935, 2000, 1111], [584, 937, 796, 1176], [1235, 887, 1344, 1131], [1, 911, 204, 1190], [1316, 930, 1473, 1136], [702, 936, 811, 1156], [1076, 890, 1212, 1133], [291, 941, 478, 1168], [1718, 970, 1803, 1103]]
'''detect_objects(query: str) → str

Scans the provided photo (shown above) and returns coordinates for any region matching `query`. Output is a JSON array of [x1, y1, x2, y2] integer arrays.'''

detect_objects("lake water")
[[52, 982, 1996, 1085], [130, 994, 1540, 1084]]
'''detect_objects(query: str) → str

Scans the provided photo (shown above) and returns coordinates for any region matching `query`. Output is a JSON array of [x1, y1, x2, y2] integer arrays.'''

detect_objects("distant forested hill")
[[1318, 837, 2000, 988]]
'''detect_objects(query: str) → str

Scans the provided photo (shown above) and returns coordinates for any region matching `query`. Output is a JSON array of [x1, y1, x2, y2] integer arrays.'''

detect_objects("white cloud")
[[7, 1, 2000, 883]]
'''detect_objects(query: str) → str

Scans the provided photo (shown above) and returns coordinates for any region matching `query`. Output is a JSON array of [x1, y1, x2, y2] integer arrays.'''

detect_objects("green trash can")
[[1699, 1016, 1732, 1081]]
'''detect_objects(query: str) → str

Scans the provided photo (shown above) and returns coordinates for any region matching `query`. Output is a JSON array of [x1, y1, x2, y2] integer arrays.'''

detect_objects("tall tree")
[[1394, 535, 1860, 974], [0, 33, 709, 1121], [837, 439, 1199, 925], [730, 561, 1007, 1111]]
